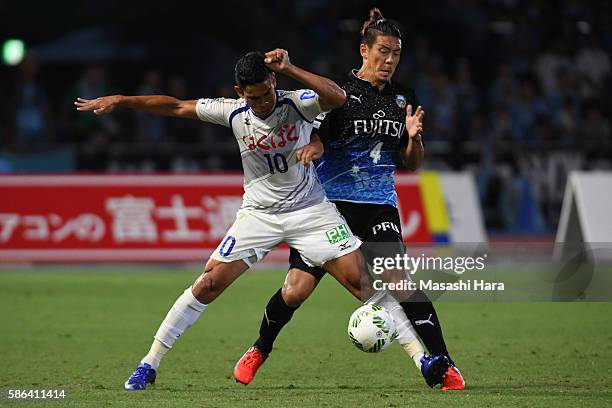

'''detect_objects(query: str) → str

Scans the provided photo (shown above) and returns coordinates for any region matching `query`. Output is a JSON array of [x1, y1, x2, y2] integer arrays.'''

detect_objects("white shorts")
[[210, 200, 362, 267]]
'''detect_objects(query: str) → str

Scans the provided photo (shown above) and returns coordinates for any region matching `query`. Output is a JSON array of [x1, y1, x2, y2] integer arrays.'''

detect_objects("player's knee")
[[281, 284, 312, 308], [192, 272, 218, 303]]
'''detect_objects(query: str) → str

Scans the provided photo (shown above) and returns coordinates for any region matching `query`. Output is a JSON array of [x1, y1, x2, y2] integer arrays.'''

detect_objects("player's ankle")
[[141, 339, 169, 371], [253, 340, 272, 356]]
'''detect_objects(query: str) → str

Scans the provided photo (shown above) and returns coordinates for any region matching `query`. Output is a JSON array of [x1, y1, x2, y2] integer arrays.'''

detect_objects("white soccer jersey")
[[196, 89, 327, 213]]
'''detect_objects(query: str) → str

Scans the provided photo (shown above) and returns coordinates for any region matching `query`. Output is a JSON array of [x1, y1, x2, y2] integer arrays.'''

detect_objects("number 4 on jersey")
[[369, 142, 383, 164]]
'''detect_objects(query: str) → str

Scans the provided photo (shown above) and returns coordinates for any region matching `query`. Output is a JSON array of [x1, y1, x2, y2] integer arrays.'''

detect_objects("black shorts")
[[289, 201, 406, 280]]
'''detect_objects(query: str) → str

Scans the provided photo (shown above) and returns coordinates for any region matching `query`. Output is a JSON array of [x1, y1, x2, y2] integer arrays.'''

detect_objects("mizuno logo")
[[339, 241, 352, 250], [415, 313, 434, 326]]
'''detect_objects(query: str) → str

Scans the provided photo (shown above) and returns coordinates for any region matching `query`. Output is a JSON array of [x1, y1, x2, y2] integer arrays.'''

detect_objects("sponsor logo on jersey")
[[326, 224, 350, 244], [395, 95, 407, 109], [242, 124, 298, 151], [350, 94, 363, 104], [372, 221, 400, 235], [300, 90, 316, 100], [353, 119, 405, 138], [373, 110, 386, 119]]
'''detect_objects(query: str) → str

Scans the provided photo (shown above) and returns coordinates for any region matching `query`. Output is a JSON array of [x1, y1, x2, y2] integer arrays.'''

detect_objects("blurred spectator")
[[74, 65, 120, 141], [546, 67, 579, 115], [535, 40, 573, 95], [166, 75, 201, 144], [512, 14, 541, 63], [427, 70, 456, 141], [576, 34, 611, 85], [411, 35, 444, 110], [489, 63, 518, 107], [452, 58, 479, 135], [13, 53, 49, 148], [77, 127, 110, 172], [554, 98, 580, 146], [135, 69, 165, 143], [76, 65, 111, 102], [509, 77, 548, 143], [489, 104, 513, 143], [466, 111, 487, 142], [411, 35, 443, 72], [580, 104, 611, 150], [575, 34, 611, 98], [533, 113, 556, 145]]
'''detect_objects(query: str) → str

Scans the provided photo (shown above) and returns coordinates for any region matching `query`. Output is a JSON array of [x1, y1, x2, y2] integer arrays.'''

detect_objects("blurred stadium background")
[[1, 0, 610, 237], [1, 1, 612, 406]]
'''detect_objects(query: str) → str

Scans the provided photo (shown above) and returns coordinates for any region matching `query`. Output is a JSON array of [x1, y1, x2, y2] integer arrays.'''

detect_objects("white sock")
[[366, 290, 425, 369], [400, 339, 425, 369], [141, 339, 169, 371], [141, 286, 207, 370]]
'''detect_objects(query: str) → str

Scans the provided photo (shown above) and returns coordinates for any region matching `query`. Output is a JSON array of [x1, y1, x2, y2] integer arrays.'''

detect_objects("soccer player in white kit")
[[75, 49, 376, 390]]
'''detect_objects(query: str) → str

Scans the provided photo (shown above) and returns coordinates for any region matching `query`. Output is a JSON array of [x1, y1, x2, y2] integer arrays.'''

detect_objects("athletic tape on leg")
[[366, 290, 420, 344], [154, 286, 207, 348]]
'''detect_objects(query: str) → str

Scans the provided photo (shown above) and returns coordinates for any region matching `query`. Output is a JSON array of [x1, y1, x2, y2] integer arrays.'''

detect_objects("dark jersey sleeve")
[[312, 110, 332, 144]]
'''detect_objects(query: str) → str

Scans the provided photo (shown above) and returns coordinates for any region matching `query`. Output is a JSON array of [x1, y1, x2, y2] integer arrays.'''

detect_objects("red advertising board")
[[0, 174, 428, 263], [396, 174, 432, 243]]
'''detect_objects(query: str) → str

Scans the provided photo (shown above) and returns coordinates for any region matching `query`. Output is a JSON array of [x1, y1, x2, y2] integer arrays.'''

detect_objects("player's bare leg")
[[321, 250, 366, 300], [281, 268, 320, 307], [125, 259, 249, 390], [191, 258, 250, 303]]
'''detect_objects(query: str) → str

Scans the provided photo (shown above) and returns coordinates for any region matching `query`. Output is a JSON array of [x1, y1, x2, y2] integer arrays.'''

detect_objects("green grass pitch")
[[1, 268, 611, 407]]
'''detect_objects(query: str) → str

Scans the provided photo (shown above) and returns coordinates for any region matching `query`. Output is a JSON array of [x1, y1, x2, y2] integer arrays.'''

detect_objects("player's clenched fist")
[[74, 96, 122, 115], [264, 48, 292, 73]]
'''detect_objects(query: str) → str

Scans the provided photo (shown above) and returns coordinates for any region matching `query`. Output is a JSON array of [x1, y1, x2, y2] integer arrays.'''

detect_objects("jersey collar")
[[349, 69, 394, 94], [249, 90, 281, 120]]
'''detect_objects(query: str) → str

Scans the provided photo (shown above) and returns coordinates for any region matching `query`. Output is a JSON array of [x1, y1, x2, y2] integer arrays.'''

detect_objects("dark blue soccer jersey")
[[315, 70, 419, 207]]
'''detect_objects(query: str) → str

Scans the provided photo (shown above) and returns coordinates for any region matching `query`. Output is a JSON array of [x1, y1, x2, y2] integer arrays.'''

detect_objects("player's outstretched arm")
[[74, 95, 198, 119], [402, 105, 425, 171], [264, 49, 346, 111]]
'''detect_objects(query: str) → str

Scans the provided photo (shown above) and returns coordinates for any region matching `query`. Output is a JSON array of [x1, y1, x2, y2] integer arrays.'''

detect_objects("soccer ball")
[[347, 303, 398, 353]]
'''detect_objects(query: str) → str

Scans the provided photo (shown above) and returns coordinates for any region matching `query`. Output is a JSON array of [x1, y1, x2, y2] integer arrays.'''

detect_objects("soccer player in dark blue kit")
[[234, 8, 465, 390]]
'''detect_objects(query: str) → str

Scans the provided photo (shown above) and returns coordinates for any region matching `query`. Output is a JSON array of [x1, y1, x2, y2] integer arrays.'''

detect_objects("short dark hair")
[[234, 51, 272, 88], [360, 8, 402, 46]]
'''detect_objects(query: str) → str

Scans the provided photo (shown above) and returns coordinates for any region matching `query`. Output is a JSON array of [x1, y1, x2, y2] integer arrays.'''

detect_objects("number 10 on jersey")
[[264, 153, 288, 174]]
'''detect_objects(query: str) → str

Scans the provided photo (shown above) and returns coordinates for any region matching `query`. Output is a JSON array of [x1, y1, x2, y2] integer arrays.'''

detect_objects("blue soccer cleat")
[[420, 354, 450, 388], [124, 363, 157, 390]]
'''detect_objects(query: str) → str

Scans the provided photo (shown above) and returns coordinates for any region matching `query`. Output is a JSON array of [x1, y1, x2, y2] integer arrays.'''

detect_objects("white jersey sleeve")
[[286, 90, 325, 122], [195, 98, 241, 127]]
